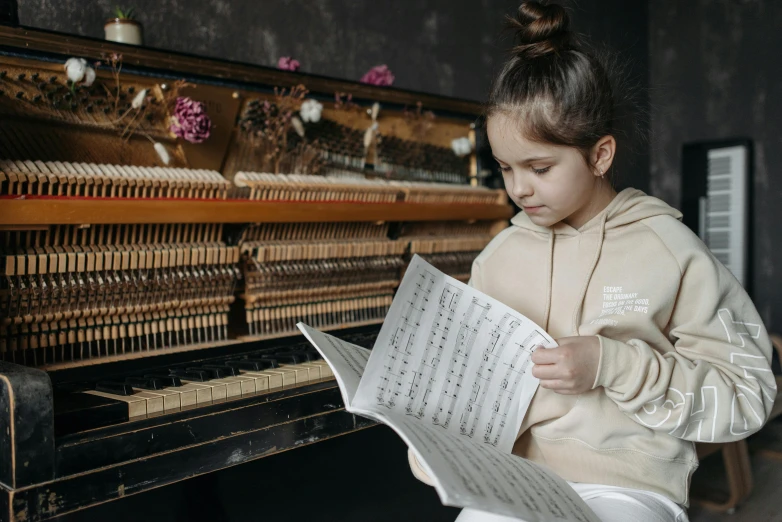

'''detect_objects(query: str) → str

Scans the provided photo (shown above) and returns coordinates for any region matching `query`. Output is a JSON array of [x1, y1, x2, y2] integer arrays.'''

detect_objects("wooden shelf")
[[0, 197, 513, 225]]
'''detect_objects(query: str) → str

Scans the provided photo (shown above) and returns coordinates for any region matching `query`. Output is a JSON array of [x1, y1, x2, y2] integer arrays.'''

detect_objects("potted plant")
[[104, 6, 143, 45]]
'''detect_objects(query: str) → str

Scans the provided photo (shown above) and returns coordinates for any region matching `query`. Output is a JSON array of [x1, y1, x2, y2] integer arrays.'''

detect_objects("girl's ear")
[[591, 135, 616, 177]]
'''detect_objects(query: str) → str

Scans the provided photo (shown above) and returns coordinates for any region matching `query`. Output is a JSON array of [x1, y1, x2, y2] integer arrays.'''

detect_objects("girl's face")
[[487, 112, 615, 230]]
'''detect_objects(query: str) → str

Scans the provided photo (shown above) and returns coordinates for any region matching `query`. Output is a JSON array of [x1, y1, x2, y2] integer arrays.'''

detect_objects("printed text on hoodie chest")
[[595, 285, 652, 323]]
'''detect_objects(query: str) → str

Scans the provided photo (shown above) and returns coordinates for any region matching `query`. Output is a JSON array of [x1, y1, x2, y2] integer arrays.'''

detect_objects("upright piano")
[[0, 26, 512, 521]]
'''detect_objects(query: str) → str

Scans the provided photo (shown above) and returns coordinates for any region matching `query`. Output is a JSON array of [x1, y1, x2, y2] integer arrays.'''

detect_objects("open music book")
[[297, 255, 599, 522]]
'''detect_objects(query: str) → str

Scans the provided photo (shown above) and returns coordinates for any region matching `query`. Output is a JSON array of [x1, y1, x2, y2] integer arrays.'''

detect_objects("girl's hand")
[[530, 336, 601, 395]]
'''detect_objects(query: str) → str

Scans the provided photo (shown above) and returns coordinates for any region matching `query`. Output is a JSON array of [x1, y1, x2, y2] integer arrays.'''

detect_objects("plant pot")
[[104, 18, 143, 45]]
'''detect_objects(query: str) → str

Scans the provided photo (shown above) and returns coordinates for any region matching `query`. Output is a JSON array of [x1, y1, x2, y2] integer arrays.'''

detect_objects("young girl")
[[408, 2, 776, 521]]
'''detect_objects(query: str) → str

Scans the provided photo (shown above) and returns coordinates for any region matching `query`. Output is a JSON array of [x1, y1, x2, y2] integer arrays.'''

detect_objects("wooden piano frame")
[[0, 24, 513, 522]]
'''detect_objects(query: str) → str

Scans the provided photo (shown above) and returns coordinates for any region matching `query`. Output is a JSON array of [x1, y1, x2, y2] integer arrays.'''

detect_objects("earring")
[[599, 168, 605, 177]]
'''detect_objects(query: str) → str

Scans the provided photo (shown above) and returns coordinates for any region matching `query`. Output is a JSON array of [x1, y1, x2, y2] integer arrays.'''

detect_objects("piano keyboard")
[[81, 347, 334, 419], [702, 145, 749, 286]]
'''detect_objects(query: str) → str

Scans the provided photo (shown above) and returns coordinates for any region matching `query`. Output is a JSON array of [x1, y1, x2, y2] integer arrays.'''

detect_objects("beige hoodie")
[[410, 188, 776, 506]]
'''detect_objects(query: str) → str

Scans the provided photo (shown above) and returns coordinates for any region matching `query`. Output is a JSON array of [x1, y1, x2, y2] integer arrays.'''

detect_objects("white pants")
[[454, 482, 689, 522]]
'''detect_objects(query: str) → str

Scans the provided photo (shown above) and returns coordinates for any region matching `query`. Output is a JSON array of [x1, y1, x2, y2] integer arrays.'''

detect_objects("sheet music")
[[297, 323, 371, 408], [297, 256, 598, 521], [354, 254, 555, 453], [388, 414, 599, 522]]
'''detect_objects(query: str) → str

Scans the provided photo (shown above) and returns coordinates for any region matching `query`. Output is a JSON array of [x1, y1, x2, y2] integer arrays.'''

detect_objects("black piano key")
[[143, 374, 183, 387], [170, 369, 210, 382], [201, 365, 239, 377], [125, 377, 165, 390], [268, 353, 301, 364], [225, 360, 264, 371], [96, 381, 134, 396], [276, 350, 318, 362], [304, 349, 322, 360], [244, 358, 279, 369], [188, 367, 227, 379]]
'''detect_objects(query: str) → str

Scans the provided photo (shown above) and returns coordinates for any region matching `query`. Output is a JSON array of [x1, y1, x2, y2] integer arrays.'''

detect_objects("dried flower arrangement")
[[237, 84, 325, 175], [87, 53, 212, 163], [396, 101, 435, 166]]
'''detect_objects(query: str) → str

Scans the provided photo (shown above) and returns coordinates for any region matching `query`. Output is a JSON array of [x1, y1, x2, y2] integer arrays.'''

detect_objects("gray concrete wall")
[[649, 0, 782, 327]]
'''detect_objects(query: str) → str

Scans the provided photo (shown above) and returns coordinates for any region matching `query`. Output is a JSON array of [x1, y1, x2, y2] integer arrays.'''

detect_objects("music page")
[[297, 255, 599, 521], [297, 323, 371, 408]]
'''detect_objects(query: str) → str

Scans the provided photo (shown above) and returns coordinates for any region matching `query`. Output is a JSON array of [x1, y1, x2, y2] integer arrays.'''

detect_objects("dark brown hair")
[[487, 1, 615, 173]]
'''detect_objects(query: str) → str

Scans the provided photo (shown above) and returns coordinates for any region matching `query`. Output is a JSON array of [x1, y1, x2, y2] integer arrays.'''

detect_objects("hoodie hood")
[[508, 188, 683, 334]]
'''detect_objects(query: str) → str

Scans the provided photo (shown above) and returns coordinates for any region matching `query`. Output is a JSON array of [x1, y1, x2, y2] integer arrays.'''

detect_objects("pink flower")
[[170, 97, 211, 144], [278, 56, 300, 71], [360, 65, 395, 86]]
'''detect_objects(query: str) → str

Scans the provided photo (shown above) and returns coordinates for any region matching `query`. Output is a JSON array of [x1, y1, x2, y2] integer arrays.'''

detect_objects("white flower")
[[290, 116, 305, 137], [363, 122, 379, 149], [64, 57, 87, 83], [300, 98, 323, 123], [131, 89, 148, 109], [82, 66, 96, 87], [154, 142, 170, 165], [451, 136, 472, 157]]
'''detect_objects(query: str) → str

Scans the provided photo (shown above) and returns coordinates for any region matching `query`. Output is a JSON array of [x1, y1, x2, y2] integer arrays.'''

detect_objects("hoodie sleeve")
[[593, 239, 777, 443]]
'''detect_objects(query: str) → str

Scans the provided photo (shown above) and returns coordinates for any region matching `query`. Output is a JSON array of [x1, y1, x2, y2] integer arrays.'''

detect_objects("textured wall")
[[17, 0, 650, 190], [649, 0, 782, 327]]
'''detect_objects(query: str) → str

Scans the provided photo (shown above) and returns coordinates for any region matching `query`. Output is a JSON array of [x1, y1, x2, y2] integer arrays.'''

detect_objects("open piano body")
[[0, 27, 513, 521]]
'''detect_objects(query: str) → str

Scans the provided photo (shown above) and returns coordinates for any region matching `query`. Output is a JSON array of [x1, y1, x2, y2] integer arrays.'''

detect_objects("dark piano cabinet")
[[1, 362, 375, 521]]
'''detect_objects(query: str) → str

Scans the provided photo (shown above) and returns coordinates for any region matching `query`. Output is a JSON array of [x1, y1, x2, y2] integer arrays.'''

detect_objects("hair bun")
[[508, 1, 572, 58]]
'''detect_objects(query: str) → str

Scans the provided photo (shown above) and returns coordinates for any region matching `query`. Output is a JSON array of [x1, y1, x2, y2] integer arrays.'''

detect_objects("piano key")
[[125, 377, 165, 390], [176, 383, 210, 405], [245, 357, 279, 369], [295, 362, 323, 379], [143, 374, 184, 387], [170, 369, 210, 382], [144, 374, 203, 405], [239, 369, 283, 390], [96, 381, 134, 396], [177, 377, 226, 401], [203, 377, 241, 398], [217, 373, 258, 394], [188, 366, 228, 379], [279, 364, 312, 383], [271, 354, 301, 364], [225, 360, 264, 371], [131, 386, 182, 411], [84, 389, 164, 417], [201, 364, 239, 377], [275, 350, 318, 362], [259, 366, 297, 386], [310, 360, 333, 378]]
